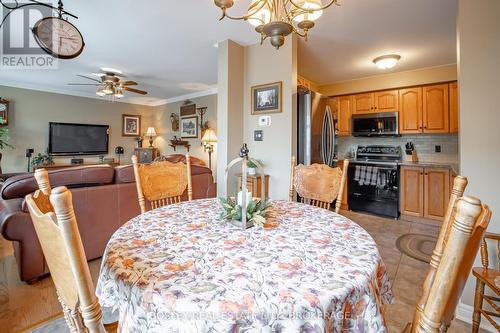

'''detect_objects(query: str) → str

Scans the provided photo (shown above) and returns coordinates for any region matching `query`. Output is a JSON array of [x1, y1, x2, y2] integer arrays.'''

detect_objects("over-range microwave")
[[352, 112, 399, 137]]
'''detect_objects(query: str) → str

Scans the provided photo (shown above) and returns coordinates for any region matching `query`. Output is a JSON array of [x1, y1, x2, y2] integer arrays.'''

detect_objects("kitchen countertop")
[[398, 160, 459, 175]]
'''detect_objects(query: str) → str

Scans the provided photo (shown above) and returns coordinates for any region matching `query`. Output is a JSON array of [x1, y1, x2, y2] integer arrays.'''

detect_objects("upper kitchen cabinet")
[[374, 90, 399, 112], [422, 84, 449, 133], [353, 90, 399, 114], [353, 93, 374, 114], [399, 87, 423, 134], [449, 82, 459, 133], [336, 95, 353, 136]]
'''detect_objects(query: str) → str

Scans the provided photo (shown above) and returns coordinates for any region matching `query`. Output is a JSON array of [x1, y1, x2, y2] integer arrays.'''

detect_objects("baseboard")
[[455, 302, 497, 332]]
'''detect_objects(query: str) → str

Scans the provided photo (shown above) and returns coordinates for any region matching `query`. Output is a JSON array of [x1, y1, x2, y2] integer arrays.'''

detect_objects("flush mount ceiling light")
[[214, 0, 340, 49], [373, 54, 401, 70]]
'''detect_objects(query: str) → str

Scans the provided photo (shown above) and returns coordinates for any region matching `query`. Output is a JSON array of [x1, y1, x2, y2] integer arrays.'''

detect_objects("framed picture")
[[122, 114, 141, 137], [180, 116, 199, 138], [251, 81, 282, 115], [180, 103, 196, 117]]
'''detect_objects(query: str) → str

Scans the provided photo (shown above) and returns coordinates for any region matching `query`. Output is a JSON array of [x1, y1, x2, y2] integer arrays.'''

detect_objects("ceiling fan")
[[69, 68, 148, 98]]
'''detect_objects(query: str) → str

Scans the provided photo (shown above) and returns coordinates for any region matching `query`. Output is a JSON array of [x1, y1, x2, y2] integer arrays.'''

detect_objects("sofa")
[[0, 156, 216, 282]]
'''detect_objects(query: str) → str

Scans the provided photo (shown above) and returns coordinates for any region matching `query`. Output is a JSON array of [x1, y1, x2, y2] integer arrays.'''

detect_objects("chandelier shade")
[[214, 0, 339, 49]]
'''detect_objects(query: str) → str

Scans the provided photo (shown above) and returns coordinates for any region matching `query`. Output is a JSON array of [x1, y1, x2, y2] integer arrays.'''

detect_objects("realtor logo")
[[1, 1, 57, 69]]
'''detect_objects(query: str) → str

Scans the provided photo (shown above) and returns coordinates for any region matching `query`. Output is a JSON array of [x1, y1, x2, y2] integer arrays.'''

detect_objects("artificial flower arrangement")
[[218, 196, 271, 228]]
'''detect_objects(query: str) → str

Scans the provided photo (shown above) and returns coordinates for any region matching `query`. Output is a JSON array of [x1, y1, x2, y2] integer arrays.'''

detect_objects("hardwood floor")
[[0, 211, 487, 332]]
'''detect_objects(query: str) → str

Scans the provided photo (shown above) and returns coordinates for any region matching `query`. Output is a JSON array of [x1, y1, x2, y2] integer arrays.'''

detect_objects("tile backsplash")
[[337, 134, 459, 164]]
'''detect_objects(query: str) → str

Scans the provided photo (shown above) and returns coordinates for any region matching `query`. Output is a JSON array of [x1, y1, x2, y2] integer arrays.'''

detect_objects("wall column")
[[216, 40, 244, 196]]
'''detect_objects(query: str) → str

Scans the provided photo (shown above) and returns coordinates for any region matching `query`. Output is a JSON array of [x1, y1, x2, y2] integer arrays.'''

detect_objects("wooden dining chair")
[[289, 156, 349, 213], [25, 169, 117, 333], [401, 192, 492, 332], [472, 232, 500, 332], [132, 153, 193, 213]]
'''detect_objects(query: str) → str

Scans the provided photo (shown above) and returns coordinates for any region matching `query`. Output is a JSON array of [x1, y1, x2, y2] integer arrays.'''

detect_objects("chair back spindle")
[[410, 196, 491, 333], [26, 169, 107, 333], [413, 176, 468, 328]]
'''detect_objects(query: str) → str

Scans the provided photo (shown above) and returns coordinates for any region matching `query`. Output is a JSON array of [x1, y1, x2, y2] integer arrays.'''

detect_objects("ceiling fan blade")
[[77, 74, 102, 83], [124, 87, 148, 95], [122, 81, 138, 86], [68, 83, 101, 86]]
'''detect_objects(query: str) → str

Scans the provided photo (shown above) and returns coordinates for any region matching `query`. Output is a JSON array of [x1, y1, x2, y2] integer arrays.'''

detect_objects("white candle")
[[237, 190, 252, 206]]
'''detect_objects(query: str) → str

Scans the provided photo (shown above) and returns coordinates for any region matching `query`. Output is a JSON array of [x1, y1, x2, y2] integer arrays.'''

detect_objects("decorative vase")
[[248, 167, 256, 175]]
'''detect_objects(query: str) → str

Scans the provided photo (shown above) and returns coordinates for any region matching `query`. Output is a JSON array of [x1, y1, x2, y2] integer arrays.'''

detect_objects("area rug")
[[396, 233, 438, 263]]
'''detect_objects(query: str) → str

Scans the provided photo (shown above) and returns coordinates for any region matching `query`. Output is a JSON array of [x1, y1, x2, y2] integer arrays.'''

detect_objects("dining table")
[[96, 198, 394, 332]]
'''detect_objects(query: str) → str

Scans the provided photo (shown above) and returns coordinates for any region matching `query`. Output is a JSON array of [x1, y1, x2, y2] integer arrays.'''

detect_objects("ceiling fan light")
[[102, 83, 115, 95], [293, 0, 323, 23], [247, 1, 271, 27], [96, 88, 106, 97], [114, 88, 124, 98], [373, 54, 401, 69]]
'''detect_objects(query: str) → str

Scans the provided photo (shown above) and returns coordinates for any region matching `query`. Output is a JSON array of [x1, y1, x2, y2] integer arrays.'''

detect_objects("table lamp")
[[145, 127, 157, 148], [201, 128, 218, 170]]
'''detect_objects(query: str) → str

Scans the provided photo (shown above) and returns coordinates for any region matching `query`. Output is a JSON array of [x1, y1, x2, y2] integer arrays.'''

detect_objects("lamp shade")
[[293, 0, 324, 22], [201, 128, 218, 143], [145, 127, 157, 137]]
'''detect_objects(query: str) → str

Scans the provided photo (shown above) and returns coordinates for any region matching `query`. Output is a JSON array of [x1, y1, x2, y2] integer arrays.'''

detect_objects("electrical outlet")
[[435, 145, 441, 153]]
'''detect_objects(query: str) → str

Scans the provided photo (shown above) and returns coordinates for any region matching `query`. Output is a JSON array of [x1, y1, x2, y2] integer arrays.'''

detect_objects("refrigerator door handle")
[[321, 105, 335, 166]]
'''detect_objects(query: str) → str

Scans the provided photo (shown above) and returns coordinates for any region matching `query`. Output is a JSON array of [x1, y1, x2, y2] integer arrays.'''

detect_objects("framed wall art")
[[180, 116, 199, 138], [122, 114, 141, 137], [251, 81, 282, 115]]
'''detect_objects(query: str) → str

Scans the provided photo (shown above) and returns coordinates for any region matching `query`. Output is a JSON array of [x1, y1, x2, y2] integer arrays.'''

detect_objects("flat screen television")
[[49, 122, 109, 156]]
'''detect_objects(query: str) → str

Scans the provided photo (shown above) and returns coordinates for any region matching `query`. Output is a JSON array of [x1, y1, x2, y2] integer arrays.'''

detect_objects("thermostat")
[[258, 115, 272, 127]]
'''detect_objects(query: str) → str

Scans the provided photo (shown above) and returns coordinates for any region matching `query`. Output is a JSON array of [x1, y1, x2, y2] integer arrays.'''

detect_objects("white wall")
[[0, 85, 153, 173], [153, 94, 217, 170], [457, 0, 500, 327], [216, 40, 245, 196], [243, 36, 298, 200]]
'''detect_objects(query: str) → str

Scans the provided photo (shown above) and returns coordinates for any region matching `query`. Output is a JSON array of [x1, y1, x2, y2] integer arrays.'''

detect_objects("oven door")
[[348, 163, 400, 218], [352, 112, 399, 137]]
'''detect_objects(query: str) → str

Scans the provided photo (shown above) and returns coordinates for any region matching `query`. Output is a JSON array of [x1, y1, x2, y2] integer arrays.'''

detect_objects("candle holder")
[[221, 143, 268, 229]]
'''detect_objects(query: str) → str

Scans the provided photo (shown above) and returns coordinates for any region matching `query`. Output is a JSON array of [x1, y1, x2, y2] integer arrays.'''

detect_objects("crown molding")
[[154, 87, 218, 106]]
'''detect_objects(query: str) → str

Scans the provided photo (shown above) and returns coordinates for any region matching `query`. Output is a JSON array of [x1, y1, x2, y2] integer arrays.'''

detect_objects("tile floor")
[[0, 210, 487, 332]]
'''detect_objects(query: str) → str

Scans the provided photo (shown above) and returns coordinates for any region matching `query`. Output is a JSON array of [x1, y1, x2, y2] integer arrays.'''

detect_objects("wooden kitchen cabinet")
[[399, 87, 423, 134], [374, 90, 399, 112], [449, 82, 459, 133], [423, 84, 449, 133], [400, 166, 451, 222], [424, 168, 450, 220], [353, 90, 399, 114], [353, 93, 374, 114], [400, 166, 424, 217], [337, 95, 353, 136]]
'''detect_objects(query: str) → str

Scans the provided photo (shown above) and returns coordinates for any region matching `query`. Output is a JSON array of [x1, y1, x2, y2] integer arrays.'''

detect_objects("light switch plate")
[[254, 130, 263, 141], [258, 115, 272, 127]]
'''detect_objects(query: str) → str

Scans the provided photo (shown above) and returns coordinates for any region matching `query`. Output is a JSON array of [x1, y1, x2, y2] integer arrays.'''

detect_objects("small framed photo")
[[180, 116, 199, 138], [122, 114, 141, 137], [251, 81, 282, 115], [180, 103, 196, 117]]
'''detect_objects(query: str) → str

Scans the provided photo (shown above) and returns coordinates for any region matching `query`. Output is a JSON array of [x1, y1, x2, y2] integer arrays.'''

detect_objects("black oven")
[[348, 162, 400, 218], [352, 112, 399, 137]]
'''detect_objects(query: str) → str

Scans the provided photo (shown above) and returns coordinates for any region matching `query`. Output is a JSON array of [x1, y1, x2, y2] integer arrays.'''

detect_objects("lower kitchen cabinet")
[[400, 166, 450, 221]]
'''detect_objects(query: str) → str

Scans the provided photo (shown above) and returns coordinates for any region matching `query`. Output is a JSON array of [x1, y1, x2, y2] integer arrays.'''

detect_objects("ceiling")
[[0, 0, 458, 105], [298, 0, 458, 85]]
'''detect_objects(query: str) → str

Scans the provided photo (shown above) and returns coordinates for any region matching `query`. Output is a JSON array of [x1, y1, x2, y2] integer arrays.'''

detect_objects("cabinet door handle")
[[420, 172, 423, 175]]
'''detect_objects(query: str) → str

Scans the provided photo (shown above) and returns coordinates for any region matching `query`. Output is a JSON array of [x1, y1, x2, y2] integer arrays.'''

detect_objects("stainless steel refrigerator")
[[297, 89, 338, 166]]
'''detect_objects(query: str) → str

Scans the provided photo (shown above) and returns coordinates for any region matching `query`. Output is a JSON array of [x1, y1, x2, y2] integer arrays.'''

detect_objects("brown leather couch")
[[0, 158, 216, 282]]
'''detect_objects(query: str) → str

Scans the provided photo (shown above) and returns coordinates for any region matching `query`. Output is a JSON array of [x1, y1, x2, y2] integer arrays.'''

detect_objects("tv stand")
[[35, 162, 120, 170]]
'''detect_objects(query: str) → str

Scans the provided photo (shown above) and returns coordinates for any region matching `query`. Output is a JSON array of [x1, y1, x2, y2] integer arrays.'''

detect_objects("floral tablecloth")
[[96, 199, 393, 333]]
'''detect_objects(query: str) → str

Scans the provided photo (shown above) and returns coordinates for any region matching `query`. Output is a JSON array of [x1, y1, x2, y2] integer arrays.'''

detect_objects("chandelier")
[[214, 0, 339, 49]]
